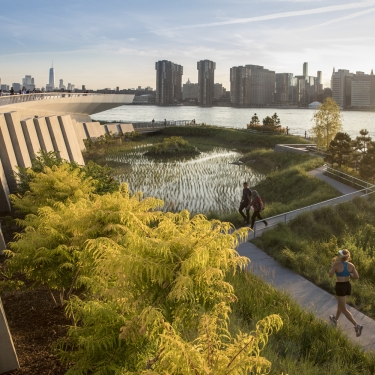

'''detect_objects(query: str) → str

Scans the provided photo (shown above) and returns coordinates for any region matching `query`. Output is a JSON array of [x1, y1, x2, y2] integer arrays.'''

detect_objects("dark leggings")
[[251, 211, 268, 229], [239, 202, 250, 223]]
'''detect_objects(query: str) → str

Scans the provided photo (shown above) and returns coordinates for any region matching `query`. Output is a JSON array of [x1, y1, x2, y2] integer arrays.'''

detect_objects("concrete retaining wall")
[[83, 122, 106, 139], [21, 118, 42, 159], [4, 112, 32, 169], [105, 123, 121, 135], [0, 114, 19, 192], [0, 224, 6, 253], [0, 159, 11, 213], [72, 119, 87, 151], [45, 116, 70, 161], [119, 123, 134, 133], [58, 116, 85, 165], [0, 297, 19, 373], [33, 117, 54, 153]]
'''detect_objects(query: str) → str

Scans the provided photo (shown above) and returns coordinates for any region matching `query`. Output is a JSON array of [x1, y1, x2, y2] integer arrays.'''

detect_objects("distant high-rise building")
[[197, 60, 216, 106], [214, 83, 223, 99], [303, 62, 308, 77], [317, 71, 323, 94], [245, 65, 275, 105], [230, 66, 251, 106], [155, 60, 183, 105], [12, 83, 21, 91], [59, 79, 65, 90], [82, 85, 86, 91], [1, 84, 9, 91], [46, 64, 55, 91], [331, 68, 353, 108], [275, 73, 297, 104], [22, 75, 35, 91], [351, 71, 375, 107], [182, 78, 198, 100], [294, 63, 320, 106]]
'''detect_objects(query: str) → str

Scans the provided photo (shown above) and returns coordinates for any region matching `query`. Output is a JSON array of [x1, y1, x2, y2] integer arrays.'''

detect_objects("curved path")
[[237, 167, 375, 351]]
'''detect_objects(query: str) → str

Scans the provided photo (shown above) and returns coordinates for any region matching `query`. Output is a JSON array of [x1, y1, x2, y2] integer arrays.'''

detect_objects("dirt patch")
[[2, 287, 69, 375], [1, 216, 69, 374]]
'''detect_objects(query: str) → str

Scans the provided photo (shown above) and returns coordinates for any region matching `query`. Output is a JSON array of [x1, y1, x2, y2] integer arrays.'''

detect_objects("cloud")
[[162, 1, 375, 30], [305, 6, 375, 29]]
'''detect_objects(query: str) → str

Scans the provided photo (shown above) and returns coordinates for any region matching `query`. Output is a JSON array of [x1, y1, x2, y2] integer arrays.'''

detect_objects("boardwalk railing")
[[252, 168, 375, 239], [132, 120, 194, 130], [324, 165, 373, 191], [0, 92, 99, 107]]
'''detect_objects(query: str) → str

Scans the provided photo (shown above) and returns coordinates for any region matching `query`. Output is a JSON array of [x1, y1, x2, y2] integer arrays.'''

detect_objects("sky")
[[0, 0, 374, 90]]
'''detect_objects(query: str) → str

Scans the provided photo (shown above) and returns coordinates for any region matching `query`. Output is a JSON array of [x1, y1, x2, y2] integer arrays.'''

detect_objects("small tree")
[[325, 132, 352, 168], [311, 97, 342, 149], [250, 113, 260, 126], [359, 141, 375, 182], [271, 112, 281, 127], [356, 129, 372, 152], [262, 116, 274, 127]]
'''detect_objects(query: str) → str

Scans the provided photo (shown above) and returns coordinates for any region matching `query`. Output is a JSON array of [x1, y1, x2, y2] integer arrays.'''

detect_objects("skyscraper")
[[275, 73, 297, 104], [197, 60, 216, 106], [46, 63, 55, 91], [230, 66, 251, 106], [245, 65, 275, 105], [351, 71, 375, 107], [303, 62, 308, 77], [331, 69, 353, 108], [155, 60, 183, 105]]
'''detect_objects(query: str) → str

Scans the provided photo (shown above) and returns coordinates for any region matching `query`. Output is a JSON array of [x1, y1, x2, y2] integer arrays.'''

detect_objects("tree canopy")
[[311, 98, 342, 149]]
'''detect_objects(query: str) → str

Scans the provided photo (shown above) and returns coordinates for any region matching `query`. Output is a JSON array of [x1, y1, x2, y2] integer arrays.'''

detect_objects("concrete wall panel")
[[57, 115, 85, 165], [119, 123, 134, 133], [20, 118, 42, 159], [72, 120, 87, 151], [0, 225, 6, 253], [84, 122, 106, 139], [0, 159, 11, 213], [0, 297, 20, 373], [0, 114, 18, 192], [4, 112, 31, 168], [45, 116, 70, 161], [105, 123, 121, 136], [33, 117, 54, 153]]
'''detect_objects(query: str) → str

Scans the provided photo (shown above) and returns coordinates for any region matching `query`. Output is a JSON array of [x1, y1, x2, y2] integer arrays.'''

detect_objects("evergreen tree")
[[325, 132, 353, 168], [311, 97, 343, 149], [250, 113, 260, 126], [359, 141, 375, 182], [356, 129, 372, 152], [271, 112, 281, 127]]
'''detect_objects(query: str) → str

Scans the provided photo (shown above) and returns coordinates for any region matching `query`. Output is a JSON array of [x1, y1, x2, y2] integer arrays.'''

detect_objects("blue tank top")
[[336, 262, 351, 277]]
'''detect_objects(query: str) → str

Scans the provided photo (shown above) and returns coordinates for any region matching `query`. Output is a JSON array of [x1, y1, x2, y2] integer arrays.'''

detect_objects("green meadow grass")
[[229, 271, 375, 375], [253, 196, 375, 319]]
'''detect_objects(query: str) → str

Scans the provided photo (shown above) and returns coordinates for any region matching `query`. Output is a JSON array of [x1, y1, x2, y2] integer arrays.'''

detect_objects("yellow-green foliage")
[[5, 163, 284, 374]]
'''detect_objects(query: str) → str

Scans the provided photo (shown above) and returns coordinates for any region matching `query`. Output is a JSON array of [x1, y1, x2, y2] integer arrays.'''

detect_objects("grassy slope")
[[230, 271, 375, 375], [253, 196, 375, 319], [159, 125, 312, 152]]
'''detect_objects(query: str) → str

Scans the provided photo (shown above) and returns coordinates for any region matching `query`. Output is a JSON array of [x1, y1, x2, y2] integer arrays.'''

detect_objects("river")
[[92, 105, 375, 139]]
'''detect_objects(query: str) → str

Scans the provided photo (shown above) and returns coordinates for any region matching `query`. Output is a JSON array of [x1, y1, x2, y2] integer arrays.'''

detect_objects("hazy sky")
[[1, 0, 374, 90]]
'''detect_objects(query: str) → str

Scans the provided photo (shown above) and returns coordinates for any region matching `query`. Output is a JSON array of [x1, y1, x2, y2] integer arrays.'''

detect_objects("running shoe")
[[329, 315, 337, 326], [355, 324, 363, 337]]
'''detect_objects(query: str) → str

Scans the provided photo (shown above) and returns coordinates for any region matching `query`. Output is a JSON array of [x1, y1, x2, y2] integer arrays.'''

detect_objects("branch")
[[146, 348, 164, 369]]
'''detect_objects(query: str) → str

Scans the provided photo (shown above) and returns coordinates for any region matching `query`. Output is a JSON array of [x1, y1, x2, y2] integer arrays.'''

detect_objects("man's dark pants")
[[239, 202, 250, 224]]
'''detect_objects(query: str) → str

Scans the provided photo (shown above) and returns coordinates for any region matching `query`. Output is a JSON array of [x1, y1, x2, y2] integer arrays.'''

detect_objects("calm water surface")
[[110, 147, 264, 214], [93, 105, 375, 138]]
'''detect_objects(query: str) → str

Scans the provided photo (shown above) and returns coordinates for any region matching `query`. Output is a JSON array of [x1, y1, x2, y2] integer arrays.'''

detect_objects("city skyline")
[[1, 0, 375, 90]]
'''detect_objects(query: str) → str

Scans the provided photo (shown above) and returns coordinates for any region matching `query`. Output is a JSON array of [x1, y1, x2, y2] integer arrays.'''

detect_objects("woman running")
[[328, 249, 363, 337]]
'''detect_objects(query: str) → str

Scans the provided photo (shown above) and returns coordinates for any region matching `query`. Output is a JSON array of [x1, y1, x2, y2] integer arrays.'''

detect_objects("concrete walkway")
[[308, 165, 359, 195], [237, 241, 375, 351], [238, 166, 375, 351]]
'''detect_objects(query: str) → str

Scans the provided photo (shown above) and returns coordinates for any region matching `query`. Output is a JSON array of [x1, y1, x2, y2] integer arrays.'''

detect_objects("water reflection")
[[109, 148, 264, 214]]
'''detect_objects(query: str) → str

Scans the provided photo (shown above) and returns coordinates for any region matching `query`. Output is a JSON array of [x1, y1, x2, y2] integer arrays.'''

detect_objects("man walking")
[[239, 182, 251, 224]]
